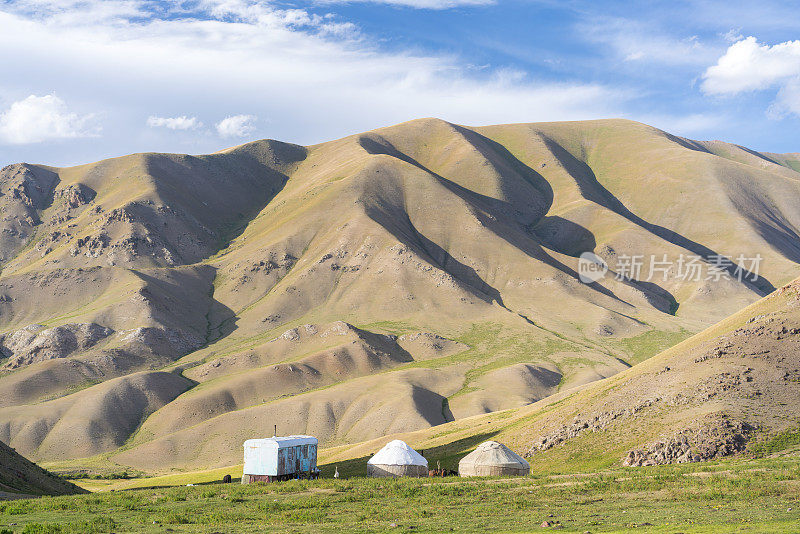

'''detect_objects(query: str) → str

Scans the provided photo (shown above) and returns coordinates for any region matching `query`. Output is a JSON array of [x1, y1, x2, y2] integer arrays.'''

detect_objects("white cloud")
[[702, 37, 800, 94], [583, 18, 717, 67], [216, 115, 257, 138], [0, 94, 99, 144], [316, 0, 494, 9], [770, 78, 800, 118], [0, 0, 624, 163], [197, 0, 361, 37], [8, 0, 151, 24], [147, 115, 202, 130], [702, 37, 800, 118], [721, 28, 744, 43], [624, 51, 645, 61]]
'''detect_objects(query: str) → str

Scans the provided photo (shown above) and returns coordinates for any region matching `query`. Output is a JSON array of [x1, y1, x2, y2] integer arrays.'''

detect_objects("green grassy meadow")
[[4, 457, 800, 533]]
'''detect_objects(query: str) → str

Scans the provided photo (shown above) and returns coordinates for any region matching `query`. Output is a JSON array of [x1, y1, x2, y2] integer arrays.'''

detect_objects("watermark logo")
[[578, 251, 608, 284], [575, 252, 763, 284]]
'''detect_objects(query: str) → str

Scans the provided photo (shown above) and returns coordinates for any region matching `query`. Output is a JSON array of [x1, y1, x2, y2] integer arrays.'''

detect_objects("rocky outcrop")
[[0, 164, 58, 211], [61, 201, 220, 266], [0, 164, 59, 263], [1, 323, 114, 369], [525, 398, 660, 457], [121, 327, 204, 359], [623, 418, 754, 466], [53, 183, 96, 209]]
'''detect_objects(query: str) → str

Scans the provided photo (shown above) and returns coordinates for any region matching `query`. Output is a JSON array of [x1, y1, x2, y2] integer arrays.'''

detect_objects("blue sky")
[[0, 0, 799, 167]]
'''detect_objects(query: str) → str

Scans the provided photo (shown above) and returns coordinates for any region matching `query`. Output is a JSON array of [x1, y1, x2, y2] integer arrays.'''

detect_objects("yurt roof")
[[459, 441, 529, 468], [367, 440, 428, 467]]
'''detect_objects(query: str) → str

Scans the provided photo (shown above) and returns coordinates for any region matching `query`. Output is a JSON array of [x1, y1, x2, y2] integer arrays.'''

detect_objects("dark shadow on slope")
[[0, 439, 86, 496], [540, 136, 775, 296], [532, 222, 677, 313], [665, 133, 793, 175], [472, 209, 630, 306], [750, 217, 800, 265], [100, 374, 196, 449], [130, 266, 239, 354], [628, 279, 679, 315], [662, 133, 713, 155], [450, 124, 555, 223], [29, 166, 61, 222], [358, 135, 630, 307], [143, 140, 306, 262], [722, 186, 800, 266], [442, 397, 455, 424], [352, 326, 416, 365], [363, 198, 505, 307], [659, 133, 800, 268], [534, 216, 597, 258], [734, 144, 782, 167], [410, 385, 456, 428], [361, 130, 554, 228], [431, 128, 637, 306]]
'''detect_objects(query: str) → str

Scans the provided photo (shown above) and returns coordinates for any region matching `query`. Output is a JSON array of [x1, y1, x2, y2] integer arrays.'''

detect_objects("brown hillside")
[[334, 277, 800, 473], [0, 118, 798, 471], [0, 439, 84, 498]]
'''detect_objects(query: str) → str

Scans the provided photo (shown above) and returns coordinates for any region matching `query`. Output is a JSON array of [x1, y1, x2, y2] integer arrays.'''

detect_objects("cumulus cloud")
[[147, 115, 202, 130], [702, 37, 800, 117], [702, 37, 800, 94], [0, 94, 99, 144], [216, 115, 257, 138]]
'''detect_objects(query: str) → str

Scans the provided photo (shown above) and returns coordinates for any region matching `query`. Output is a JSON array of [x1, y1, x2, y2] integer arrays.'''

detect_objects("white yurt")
[[367, 440, 428, 477], [458, 441, 530, 477]]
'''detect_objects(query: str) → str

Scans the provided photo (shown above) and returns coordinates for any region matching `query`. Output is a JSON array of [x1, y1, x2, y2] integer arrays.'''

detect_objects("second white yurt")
[[458, 441, 530, 477], [367, 440, 428, 477]]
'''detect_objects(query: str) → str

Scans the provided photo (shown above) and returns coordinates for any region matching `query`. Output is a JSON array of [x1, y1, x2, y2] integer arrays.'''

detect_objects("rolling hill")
[[0, 118, 799, 473]]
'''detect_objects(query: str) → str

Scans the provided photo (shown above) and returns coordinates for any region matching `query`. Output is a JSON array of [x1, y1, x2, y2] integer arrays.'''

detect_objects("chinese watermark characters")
[[578, 253, 762, 284]]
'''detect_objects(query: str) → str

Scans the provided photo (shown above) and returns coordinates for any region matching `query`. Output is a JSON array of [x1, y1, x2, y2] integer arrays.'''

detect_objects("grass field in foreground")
[[3, 457, 800, 533]]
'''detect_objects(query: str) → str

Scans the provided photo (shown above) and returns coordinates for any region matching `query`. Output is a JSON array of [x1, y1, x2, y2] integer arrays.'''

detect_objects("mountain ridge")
[[0, 117, 798, 473]]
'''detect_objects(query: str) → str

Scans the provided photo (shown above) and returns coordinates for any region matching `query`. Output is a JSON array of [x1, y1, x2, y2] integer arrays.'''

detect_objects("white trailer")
[[242, 435, 319, 483]]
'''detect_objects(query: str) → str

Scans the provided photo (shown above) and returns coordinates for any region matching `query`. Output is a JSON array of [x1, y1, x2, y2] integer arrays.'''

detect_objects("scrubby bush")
[[750, 428, 800, 457]]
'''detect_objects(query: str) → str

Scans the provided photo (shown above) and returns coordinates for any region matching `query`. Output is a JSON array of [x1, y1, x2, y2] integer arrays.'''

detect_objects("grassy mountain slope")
[[0, 118, 798, 471], [318, 276, 800, 475], [0, 440, 84, 498]]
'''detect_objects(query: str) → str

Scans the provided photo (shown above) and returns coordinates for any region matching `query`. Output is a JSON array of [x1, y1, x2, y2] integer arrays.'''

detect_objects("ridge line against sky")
[[0, 0, 798, 166]]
